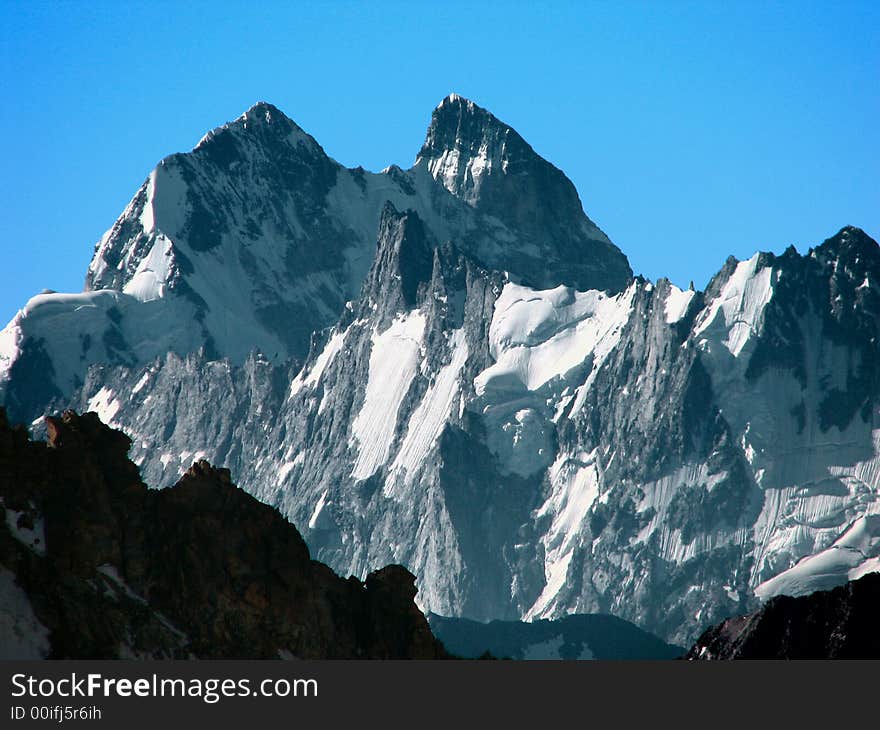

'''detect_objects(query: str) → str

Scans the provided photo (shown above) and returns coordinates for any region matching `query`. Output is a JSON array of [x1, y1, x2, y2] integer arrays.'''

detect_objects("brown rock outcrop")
[[0, 409, 448, 659]]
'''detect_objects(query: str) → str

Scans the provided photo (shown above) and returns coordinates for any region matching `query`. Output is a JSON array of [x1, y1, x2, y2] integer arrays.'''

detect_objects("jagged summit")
[[814, 225, 879, 259], [194, 99, 319, 155], [243, 99, 284, 118], [415, 94, 632, 292], [439, 92, 467, 106], [359, 202, 435, 320], [416, 94, 532, 203], [234, 100, 310, 137]]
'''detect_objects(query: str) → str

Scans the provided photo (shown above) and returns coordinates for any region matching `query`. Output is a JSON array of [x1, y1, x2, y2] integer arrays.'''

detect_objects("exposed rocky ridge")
[[686, 571, 880, 659], [1, 96, 879, 647], [0, 408, 447, 659]]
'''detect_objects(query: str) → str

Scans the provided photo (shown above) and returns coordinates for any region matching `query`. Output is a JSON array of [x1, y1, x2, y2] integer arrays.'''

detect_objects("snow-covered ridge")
[[695, 253, 774, 357], [664, 284, 696, 324], [0, 289, 202, 399], [476, 281, 636, 397]]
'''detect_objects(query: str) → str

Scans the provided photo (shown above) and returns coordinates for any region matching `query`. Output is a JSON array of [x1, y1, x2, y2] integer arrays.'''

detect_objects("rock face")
[[0, 408, 447, 659], [1, 96, 879, 647], [686, 572, 880, 659], [416, 94, 631, 292], [428, 612, 683, 660]]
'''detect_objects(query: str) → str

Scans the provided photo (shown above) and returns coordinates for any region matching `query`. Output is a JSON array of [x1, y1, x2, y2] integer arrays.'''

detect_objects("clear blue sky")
[[1, 1, 877, 326]]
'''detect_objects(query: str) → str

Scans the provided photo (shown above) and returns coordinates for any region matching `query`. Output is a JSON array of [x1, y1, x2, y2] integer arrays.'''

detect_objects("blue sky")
[[1, 1, 877, 326]]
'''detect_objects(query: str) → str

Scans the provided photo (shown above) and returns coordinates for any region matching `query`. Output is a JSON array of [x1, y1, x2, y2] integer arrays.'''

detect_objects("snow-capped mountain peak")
[[3, 96, 878, 650], [416, 94, 632, 293], [416, 93, 516, 203], [195, 100, 320, 153]]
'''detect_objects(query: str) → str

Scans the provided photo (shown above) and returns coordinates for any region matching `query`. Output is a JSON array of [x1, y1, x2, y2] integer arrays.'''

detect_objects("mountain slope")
[[0, 408, 447, 659], [416, 94, 631, 292], [686, 571, 880, 659]]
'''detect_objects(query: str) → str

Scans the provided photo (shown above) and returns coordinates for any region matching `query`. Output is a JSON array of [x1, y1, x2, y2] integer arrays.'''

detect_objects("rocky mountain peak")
[[241, 100, 286, 123], [814, 226, 879, 269], [194, 100, 320, 156], [416, 94, 535, 205], [417, 95, 632, 292], [361, 203, 435, 319]]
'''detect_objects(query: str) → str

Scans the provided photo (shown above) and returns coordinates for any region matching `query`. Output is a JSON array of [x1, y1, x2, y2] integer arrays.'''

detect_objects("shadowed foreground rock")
[[0, 408, 448, 659], [686, 572, 880, 659]]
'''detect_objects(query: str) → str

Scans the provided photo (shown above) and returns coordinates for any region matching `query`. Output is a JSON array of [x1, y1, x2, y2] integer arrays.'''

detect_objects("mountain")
[[0, 408, 447, 659], [428, 613, 682, 660], [416, 94, 631, 292], [0, 96, 629, 425], [1, 97, 878, 646], [686, 572, 880, 659]]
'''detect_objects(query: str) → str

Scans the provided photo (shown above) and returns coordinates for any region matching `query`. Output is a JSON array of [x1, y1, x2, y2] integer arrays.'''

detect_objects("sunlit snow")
[[350, 310, 426, 480]]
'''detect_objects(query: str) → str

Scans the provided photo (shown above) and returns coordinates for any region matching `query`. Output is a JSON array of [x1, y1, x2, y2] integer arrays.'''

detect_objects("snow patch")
[[122, 235, 174, 302], [289, 326, 348, 398], [97, 564, 147, 605], [3, 501, 46, 556], [664, 285, 695, 324], [387, 329, 468, 493], [476, 282, 634, 395], [0, 317, 23, 385], [308, 490, 328, 530], [87, 387, 121, 426], [695, 255, 773, 357], [473, 281, 636, 463], [277, 459, 299, 485], [132, 370, 152, 395], [525, 451, 600, 619], [350, 311, 426, 480]]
